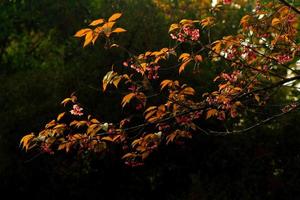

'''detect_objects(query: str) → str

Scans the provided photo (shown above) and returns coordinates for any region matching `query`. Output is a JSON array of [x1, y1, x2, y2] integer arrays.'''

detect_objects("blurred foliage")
[[1, 0, 300, 199]]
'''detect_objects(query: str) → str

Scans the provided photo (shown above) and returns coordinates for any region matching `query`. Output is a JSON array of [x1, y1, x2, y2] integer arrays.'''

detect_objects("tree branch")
[[279, 0, 300, 15], [208, 101, 300, 135]]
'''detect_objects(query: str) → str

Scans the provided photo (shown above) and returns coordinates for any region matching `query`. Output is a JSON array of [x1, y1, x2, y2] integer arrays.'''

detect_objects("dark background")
[[1, 0, 300, 199]]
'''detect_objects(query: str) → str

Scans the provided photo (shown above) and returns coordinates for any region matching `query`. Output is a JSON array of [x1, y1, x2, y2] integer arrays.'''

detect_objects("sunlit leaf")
[[179, 59, 192, 74], [112, 27, 127, 33], [83, 31, 93, 47], [121, 93, 136, 107], [160, 80, 173, 90], [206, 109, 218, 119], [89, 18, 104, 26], [74, 28, 92, 37], [57, 112, 65, 121], [108, 13, 122, 22]]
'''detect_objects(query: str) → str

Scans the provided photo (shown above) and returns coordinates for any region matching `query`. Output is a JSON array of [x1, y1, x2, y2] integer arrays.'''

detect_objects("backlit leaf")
[[57, 112, 65, 121], [206, 109, 218, 119], [108, 13, 122, 22], [112, 27, 127, 33], [121, 93, 136, 107], [179, 59, 192, 74], [74, 28, 92, 37], [83, 31, 93, 47], [89, 18, 104, 26]]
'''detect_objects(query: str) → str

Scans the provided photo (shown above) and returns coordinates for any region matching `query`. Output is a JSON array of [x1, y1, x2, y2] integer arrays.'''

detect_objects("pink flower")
[[276, 54, 292, 64], [191, 29, 200, 41], [177, 33, 186, 42], [223, 0, 232, 5], [70, 104, 84, 116]]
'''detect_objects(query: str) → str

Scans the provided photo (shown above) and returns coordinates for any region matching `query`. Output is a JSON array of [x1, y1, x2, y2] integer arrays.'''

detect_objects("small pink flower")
[[123, 61, 128, 67], [70, 104, 84, 116], [170, 33, 177, 40], [223, 0, 232, 5], [177, 33, 186, 42], [191, 29, 200, 41], [276, 54, 292, 64]]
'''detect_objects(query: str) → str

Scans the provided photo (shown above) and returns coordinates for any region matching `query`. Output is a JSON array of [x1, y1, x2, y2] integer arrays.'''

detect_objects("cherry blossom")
[[70, 104, 84, 116]]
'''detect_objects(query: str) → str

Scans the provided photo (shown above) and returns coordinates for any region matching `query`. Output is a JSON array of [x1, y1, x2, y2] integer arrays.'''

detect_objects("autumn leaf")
[[206, 109, 218, 119], [103, 71, 117, 91], [180, 87, 195, 96], [201, 17, 215, 28], [61, 98, 72, 106], [169, 23, 180, 32], [121, 93, 136, 107], [145, 110, 157, 121], [112, 27, 127, 33], [108, 13, 122, 22], [179, 59, 192, 74], [58, 143, 66, 151], [160, 80, 173, 90], [89, 18, 104, 26], [166, 132, 177, 144], [57, 112, 65, 121], [74, 28, 92, 37], [102, 136, 113, 142], [20, 133, 35, 151], [212, 40, 222, 54], [179, 53, 190, 62], [240, 15, 250, 27], [83, 31, 93, 47], [271, 18, 280, 26]]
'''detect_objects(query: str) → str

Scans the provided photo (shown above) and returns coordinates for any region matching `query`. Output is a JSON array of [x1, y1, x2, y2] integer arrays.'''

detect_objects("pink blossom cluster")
[[276, 54, 292, 64], [221, 70, 241, 83], [241, 47, 257, 61], [70, 104, 84, 116], [146, 65, 160, 80], [124, 61, 160, 80], [170, 26, 200, 42]]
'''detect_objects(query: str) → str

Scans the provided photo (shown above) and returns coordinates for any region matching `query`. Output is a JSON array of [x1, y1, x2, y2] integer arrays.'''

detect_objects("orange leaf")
[[240, 15, 250, 26], [206, 109, 218, 119], [160, 80, 173, 90], [181, 87, 195, 96], [212, 40, 222, 54], [169, 23, 180, 32], [108, 13, 122, 22], [179, 59, 192, 74], [121, 93, 136, 107], [61, 98, 72, 106], [145, 110, 157, 121], [83, 31, 93, 47], [102, 136, 113, 142], [89, 18, 104, 26], [112, 27, 127, 33], [271, 18, 280, 26], [57, 112, 65, 121], [20, 133, 35, 151], [74, 28, 92, 37], [179, 53, 190, 62]]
